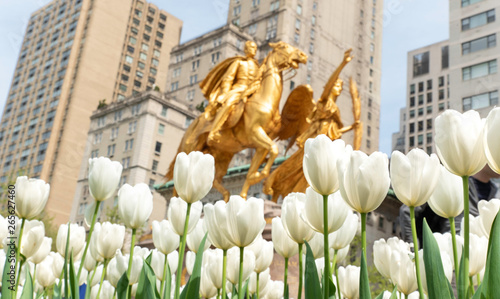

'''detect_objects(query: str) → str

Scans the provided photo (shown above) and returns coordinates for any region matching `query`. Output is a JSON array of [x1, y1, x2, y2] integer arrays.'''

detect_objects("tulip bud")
[[390, 249, 418, 295], [91, 281, 115, 299], [116, 250, 143, 285], [37, 256, 56, 287], [435, 110, 486, 176], [247, 236, 274, 273], [302, 188, 351, 234], [29, 237, 52, 265], [168, 197, 202, 236], [205, 249, 224, 289], [272, 217, 298, 259], [390, 149, 441, 207], [338, 265, 360, 299], [484, 107, 500, 174], [50, 252, 64, 278], [338, 151, 390, 213], [88, 157, 123, 201], [478, 198, 500, 237], [248, 268, 270, 295], [226, 247, 255, 285], [329, 213, 358, 250], [95, 222, 126, 260], [117, 183, 153, 229], [221, 196, 266, 248], [204, 201, 235, 250], [152, 220, 180, 255], [200, 266, 218, 298], [19, 220, 45, 259], [56, 223, 86, 259], [186, 219, 212, 253], [428, 166, 464, 218], [14, 176, 50, 220], [173, 151, 215, 203], [281, 193, 315, 244], [303, 135, 347, 195], [89, 265, 103, 287], [185, 251, 196, 275], [0, 216, 9, 247], [107, 257, 124, 288]]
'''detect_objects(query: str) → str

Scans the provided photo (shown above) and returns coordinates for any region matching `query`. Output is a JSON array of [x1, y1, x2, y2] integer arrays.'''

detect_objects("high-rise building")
[[391, 41, 451, 154], [448, 0, 499, 117], [167, 0, 384, 154], [0, 0, 182, 224], [70, 90, 195, 226], [392, 0, 499, 153]]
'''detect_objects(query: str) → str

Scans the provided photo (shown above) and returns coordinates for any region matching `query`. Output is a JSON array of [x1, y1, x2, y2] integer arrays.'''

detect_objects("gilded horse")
[[166, 42, 308, 201]]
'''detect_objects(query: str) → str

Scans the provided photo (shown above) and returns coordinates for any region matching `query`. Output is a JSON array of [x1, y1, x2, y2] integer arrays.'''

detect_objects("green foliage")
[[97, 99, 108, 109], [195, 101, 206, 113], [422, 219, 454, 299], [304, 241, 322, 299], [20, 271, 33, 299], [116, 272, 129, 299], [474, 211, 500, 299], [137, 254, 160, 299], [180, 234, 208, 299], [69, 255, 80, 299], [2, 254, 14, 299], [360, 250, 372, 299], [154, 85, 161, 91]]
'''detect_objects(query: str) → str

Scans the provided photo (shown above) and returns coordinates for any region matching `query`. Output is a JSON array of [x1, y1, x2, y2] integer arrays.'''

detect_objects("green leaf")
[[374, 287, 398, 299], [116, 272, 129, 299], [304, 241, 321, 299], [53, 280, 62, 299], [476, 211, 500, 299], [284, 284, 289, 299], [164, 264, 172, 299], [327, 276, 336, 299], [1, 254, 14, 299], [20, 270, 33, 299], [359, 249, 371, 299], [457, 250, 467, 299], [181, 234, 208, 299], [136, 254, 159, 299], [69, 254, 80, 299], [422, 219, 454, 299]]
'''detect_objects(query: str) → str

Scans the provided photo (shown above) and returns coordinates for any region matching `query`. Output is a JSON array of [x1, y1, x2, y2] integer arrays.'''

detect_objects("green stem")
[[238, 247, 244, 299], [284, 257, 289, 297], [462, 176, 470, 296], [335, 256, 341, 299], [97, 259, 109, 299], [469, 276, 475, 293], [405, 294, 409, 299], [86, 266, 98, 299], [221, 249, 228, 299], [32, 264, 37, 291], [126, 228, 137, 298], [78, 201, 101, 279], [13, 218, 26, 298], [64, 222, 71, 299], [256, 271, 260, 299], [14, 260, 25, 298], [449, 217, 459, 277], [217, 288, 220, 299], [409, 206, 424, 298], [174, 202, 192, 299], [360, 213, 369, 298], [477, 273, 481, 286], [322, 194, 330, 299], [160, 252, 169, 299], [298, 243, 303, 299]]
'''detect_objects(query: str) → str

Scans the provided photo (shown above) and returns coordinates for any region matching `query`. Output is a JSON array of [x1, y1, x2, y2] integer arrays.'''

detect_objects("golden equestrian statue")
[[263, 49, 363, 202], [165, 41, 308, 201]]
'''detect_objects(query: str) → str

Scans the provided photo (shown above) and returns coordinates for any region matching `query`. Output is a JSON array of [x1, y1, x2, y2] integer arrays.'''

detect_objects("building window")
[[409, 97, 415, 107], [418, 121, 423, 132], [110, 127, 119, 140], [418, 82, 424, 92], [461, 9, 495, 31], [438, 76, 444, 87], [418, 95, 424, 105], [418, 134, 424, 145], [173, 67, 181, 78], [427, 79, 432, 90], [233, 5, 241, 16], [367, 125, 371, 137], [107, 144, 116, 156], [211, 52, 220, 65], [413, 51, 430, 77], [185, 117, 193, 128], [409, 123, 415, 133], [409, 110, 415, 118], [462, 0, 484, 7], [171, 81, 179, 91], [463, 90, 498, 111], [152, 160, 159, 172], [125, 55, 133, 64], [295, 19, 301, 30], [252, 0, 260, 7], [248, 23, 258, 35], [192, 60, 200, 71], [97, 116, 106, 127], [187, 89, 195, 101], [368, 111, 372, 120], [122, 157, 130, 169], [441, 46, 449, 69], [270, 1, 280, 11], [409, 136, 415, 147], [175, 53, 183, 63], [131, 104, 141, 115], [427, 105, 432, 114], [366, 139, 371, 148], [462, 34, 496, 55], [161, 106, 168, 117], [410, 84, 415, 94], [311, 15, 316, 26], [128, 121, 137, 134], [155, 141, 162, 154], [297, 5, 302, 15], [438, 102, 445, 111], [462, 60, 497, 80], [136, 71, 144, 78], [125, 139, 134, 151], [158, 123, 165, 135]]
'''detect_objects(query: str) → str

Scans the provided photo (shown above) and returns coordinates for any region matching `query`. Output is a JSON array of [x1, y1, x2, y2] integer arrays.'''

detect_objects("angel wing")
[[277, 84, 315, 152]]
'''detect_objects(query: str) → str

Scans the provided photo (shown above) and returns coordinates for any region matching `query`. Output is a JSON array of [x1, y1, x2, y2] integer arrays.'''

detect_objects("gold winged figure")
[[165, 41, 308, 201], [263, 49, 363, 202]]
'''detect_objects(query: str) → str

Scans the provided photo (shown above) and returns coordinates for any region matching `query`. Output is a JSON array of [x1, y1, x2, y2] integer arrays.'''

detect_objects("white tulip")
[[0, 216, 9, 247], [204, 201, 234, 250], [50, 252, 64, 278], [185, 251, 196, 275], [338, 265, 360, 299], [36, 256, 56, 287], [14, 176, 50, 220], [390, 149, 441, 207], [74, 261, 88, 285], [89, 265, 103, 287], [338, 151, 390, 213], [117, 183, 153, 229], [95, 222, 125, 260], [116, 250, 143, 285], [435, 110, 486, 176], [84, 201, 100, 228], [307, 232, 324, 259], [56, 223, 86, 259], [173, 151, 215, 203], [428, 166, 464, 218], [281, 193, 315, 244], [303, 135, 347, 195], [29, 237, 52, 264], [84, 247, 97, 272], [248, 268, 270, 295], [107, 257, 124, 288], [90, 280, 115, 299], [329, 213, 359, 250], [206, 249, 224, 289], [226, 247, 255, 285], [390, 249, 418, 295], [19, 220, 45, 259], [484, 107, 500, 174], [469, 233, 488, 277], [186, 219, 211, 253], [331, 245, 350, 264], [373, 238, 393, 280], [90, 223, 104, 262], [247, 237, 273, 273], [168, 197, 202, 236], [265, 280, 284, 299], [151, 249, 167, 280], [419, 249, 453, 294], [271, 217, 298, 259], [88, 157, 123, 201], [302, 188, 351, 234], [478, 198, 500, 237], [152, 220, 179, 255], [466, 215, 488, 238], [200, 266, 218, 298], [221, 196, 266, 248], [167, 251, 179, 275]]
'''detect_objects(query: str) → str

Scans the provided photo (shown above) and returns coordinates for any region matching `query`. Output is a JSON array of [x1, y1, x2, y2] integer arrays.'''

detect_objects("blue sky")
[[0, 0, 449, 156]]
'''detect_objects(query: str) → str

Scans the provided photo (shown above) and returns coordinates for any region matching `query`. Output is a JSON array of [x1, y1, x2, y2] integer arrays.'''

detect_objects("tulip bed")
[[1, 108, 500, 299]]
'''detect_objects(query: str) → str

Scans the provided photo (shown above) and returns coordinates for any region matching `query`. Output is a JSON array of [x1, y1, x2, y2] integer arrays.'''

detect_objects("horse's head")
[[268, 41, 308, 70]]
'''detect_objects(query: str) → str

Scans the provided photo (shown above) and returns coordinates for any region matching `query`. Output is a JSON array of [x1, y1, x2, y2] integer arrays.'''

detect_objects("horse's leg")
[[250, 126, 279, 178], [212, 152, 233, 202], [240, 147, 268, 199]]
